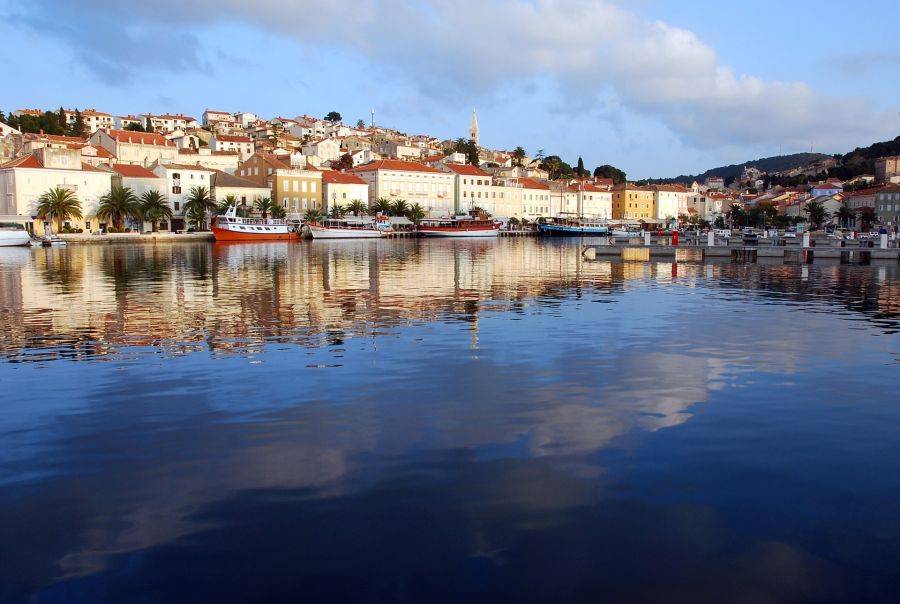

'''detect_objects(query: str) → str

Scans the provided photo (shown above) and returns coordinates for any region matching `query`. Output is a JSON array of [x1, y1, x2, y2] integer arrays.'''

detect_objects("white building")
[[110, 164, 166, 231], [174, 149, 240, 174], [350, 159, 454, 217], [202, 109, 236, 127], [142, 114, 198, 134], [151, 162, 215, 230], [234, 112, 258, 128], [115, 115, 144, 130], [90, 129, 178, 167], [210, 134, 254, 160], [321, 170, 370, 210], [0, 147, 113, 235], [652, 184, 691, 224], [62, 108, 115, 133], [301, 138, 341, 162], [210, 170, 271, 206]]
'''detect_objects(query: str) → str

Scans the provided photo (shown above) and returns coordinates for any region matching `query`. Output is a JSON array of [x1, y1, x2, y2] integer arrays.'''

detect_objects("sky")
[[1, 0, 899, 179]]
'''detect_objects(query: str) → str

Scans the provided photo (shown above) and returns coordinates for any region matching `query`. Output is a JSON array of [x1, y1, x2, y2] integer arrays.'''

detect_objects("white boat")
[[610, 229, 642, 238], [307, 217, 390, 239], [212, 206, 299, 241], [0, 222, 32, 247], [417, 211, 500, 238]]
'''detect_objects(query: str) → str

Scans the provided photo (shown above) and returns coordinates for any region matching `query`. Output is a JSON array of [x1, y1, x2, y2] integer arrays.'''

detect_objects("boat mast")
[[577, 181, 584, 219]]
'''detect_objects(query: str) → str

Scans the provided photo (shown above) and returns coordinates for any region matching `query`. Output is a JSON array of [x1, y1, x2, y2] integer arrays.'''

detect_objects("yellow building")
[[236, 153, 322, 218], [612, 183, 656, 221]]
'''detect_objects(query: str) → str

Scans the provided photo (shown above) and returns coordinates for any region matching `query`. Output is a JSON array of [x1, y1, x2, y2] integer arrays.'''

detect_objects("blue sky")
[[1, 0, 898, 179]]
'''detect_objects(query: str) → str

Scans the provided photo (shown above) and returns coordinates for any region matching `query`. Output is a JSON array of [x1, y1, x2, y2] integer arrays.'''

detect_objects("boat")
[[0, 222, 32, 247], [307, 217, 391, 239], [35, 235, 68, 247], [610, 228, 643, 239], [211, 206, 299, 241], [539, 218, 609, 236], [417, 210, 500, 238]]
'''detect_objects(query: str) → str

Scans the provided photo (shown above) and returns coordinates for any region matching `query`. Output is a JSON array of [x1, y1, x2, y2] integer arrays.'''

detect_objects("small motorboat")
[[0, 222, 32, 247]]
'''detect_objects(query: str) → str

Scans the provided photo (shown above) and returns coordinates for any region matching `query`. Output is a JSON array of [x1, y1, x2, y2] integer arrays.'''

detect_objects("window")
[[301, 181, 307, 193], [174, 201, 180, 211]]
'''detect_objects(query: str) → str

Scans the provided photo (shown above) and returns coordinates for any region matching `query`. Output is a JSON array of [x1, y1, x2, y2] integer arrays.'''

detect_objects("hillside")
[[654, 153, 831, 185], [830, 135, 900, 180]]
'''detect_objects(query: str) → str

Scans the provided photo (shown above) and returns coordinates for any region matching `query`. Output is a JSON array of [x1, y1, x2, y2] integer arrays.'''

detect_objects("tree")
[[303, 208, 324, 223], [96, 185, 140, 231], [758, 200, 778, 228], [332, 153, 353, 171], [593, 164, 626, 184], [724, 175, 737, 188], [218, 194, 239, 214], [145, 119, 155, 133], [391, 199, 409, 217], [124, 122, 146, 132], [254, 196, 274, 219], [575, 156, 588, 178], [803, 199, 829, 230], [460, 139, 479, 166], [140, 190, 173, 232], [36, 187, 82, 234], [512, 146, 526, 167], [324, 111, 342, 123], [727, 203, 745, 228], [346, 199, 367, 216], [857, 206, 876, 232], [372, 197, 393, 215], [69, 109, 87, 138], [270, 203, 287, 220], [836, 201, 854, 228], [406, 202, 425, 225], [356, 119, 366, 129], [539, 156, 573, 180], [329, 203, 345, 219], [183, 186, 215, 230]]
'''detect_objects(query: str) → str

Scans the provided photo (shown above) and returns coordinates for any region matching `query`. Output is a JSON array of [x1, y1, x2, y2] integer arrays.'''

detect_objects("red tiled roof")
[[214, 134, 252, 143], [112, 163, 158, 178], [0, 154, 42, 169], [350, 159, 443, 174], [321, 170, 367, 185], [107, 130, 174, 146], [512, 177, 550, 190], [443, 163, 489, 177]]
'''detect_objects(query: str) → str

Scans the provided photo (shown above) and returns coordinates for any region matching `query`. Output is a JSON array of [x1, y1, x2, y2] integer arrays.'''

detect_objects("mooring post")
[[707, 231, 715, 247], [644, 232, 651, 246], [802, 232, 810, 248], [880, 234, 888, 249]]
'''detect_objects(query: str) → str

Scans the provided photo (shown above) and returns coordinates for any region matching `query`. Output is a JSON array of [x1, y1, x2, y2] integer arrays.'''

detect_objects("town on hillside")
[[1, 106, 899, 236]]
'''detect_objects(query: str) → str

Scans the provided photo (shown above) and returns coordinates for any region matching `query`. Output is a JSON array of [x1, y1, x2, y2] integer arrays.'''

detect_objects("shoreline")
[[56, 232, 215, 244]]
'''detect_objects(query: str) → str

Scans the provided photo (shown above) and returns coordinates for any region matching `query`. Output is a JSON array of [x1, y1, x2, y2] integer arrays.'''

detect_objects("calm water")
[[1, 240, 899, 603]]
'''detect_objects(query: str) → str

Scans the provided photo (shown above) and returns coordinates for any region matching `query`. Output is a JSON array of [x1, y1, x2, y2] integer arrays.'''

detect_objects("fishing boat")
[[0, 222, 31, 247], [539, 218, 609, 236], [211, 206, 299, 241], [417, 210, 500, 238], [307, 216, 391, 239]]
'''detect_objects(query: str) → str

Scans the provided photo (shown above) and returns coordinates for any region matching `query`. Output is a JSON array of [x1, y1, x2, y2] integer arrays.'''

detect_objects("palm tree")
[[512, 146, 526, 167], [270, 203, 287, 220], [391, 199, 409, 217], [303, 208, 324, 224], [371, 197, 393, 215], [96, 184, 140, 231], [346, 199, 367, 216], [183, 186, 216, 230], [836, 201, 853, 229], [804, 200, 829, 230], [218, 194, 239, 214], [329, 203, 345, 219], [406, 202, 426, 225], [36, 186, 82, 234], [857, 207, 876, 232], [139, 190, 172, 233], [254, 196, 274, 219]]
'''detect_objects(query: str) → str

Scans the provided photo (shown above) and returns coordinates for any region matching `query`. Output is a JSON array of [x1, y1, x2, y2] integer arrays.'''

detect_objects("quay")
[[57, 232, 215, 244], [581, 232, 900, 264]]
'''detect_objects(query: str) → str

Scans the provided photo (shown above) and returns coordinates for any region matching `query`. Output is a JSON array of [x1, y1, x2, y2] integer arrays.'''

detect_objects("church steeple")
[[469, 108, 479, 145]]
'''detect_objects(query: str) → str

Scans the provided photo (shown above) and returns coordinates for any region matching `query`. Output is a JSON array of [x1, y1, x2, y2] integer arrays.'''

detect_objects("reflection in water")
[[0, 240, 898, 603]]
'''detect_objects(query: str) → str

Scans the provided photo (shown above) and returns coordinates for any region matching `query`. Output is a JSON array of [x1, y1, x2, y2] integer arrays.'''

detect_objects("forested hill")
[[830, 135, 900, 180], [652, 153, 830, 184]]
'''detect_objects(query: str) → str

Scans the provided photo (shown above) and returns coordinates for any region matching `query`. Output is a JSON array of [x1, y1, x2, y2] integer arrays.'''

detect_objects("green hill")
[[653, 153, 830, 185]]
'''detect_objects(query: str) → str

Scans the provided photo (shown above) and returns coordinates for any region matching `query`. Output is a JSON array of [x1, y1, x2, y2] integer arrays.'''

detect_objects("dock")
[[581, 233, 900, 264]]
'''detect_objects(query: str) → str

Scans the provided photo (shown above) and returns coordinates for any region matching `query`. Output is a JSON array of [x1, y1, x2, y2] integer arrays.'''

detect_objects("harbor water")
[[0, 239, 898, 603]]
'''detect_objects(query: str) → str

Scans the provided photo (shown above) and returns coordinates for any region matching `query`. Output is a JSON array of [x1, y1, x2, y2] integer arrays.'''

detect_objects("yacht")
[[0, 222, 31, 247], [211, 206, 299, 241]]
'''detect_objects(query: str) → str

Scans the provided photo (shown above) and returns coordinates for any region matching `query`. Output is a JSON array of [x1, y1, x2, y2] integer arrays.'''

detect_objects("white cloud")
[[9, 0, 895, 152]]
